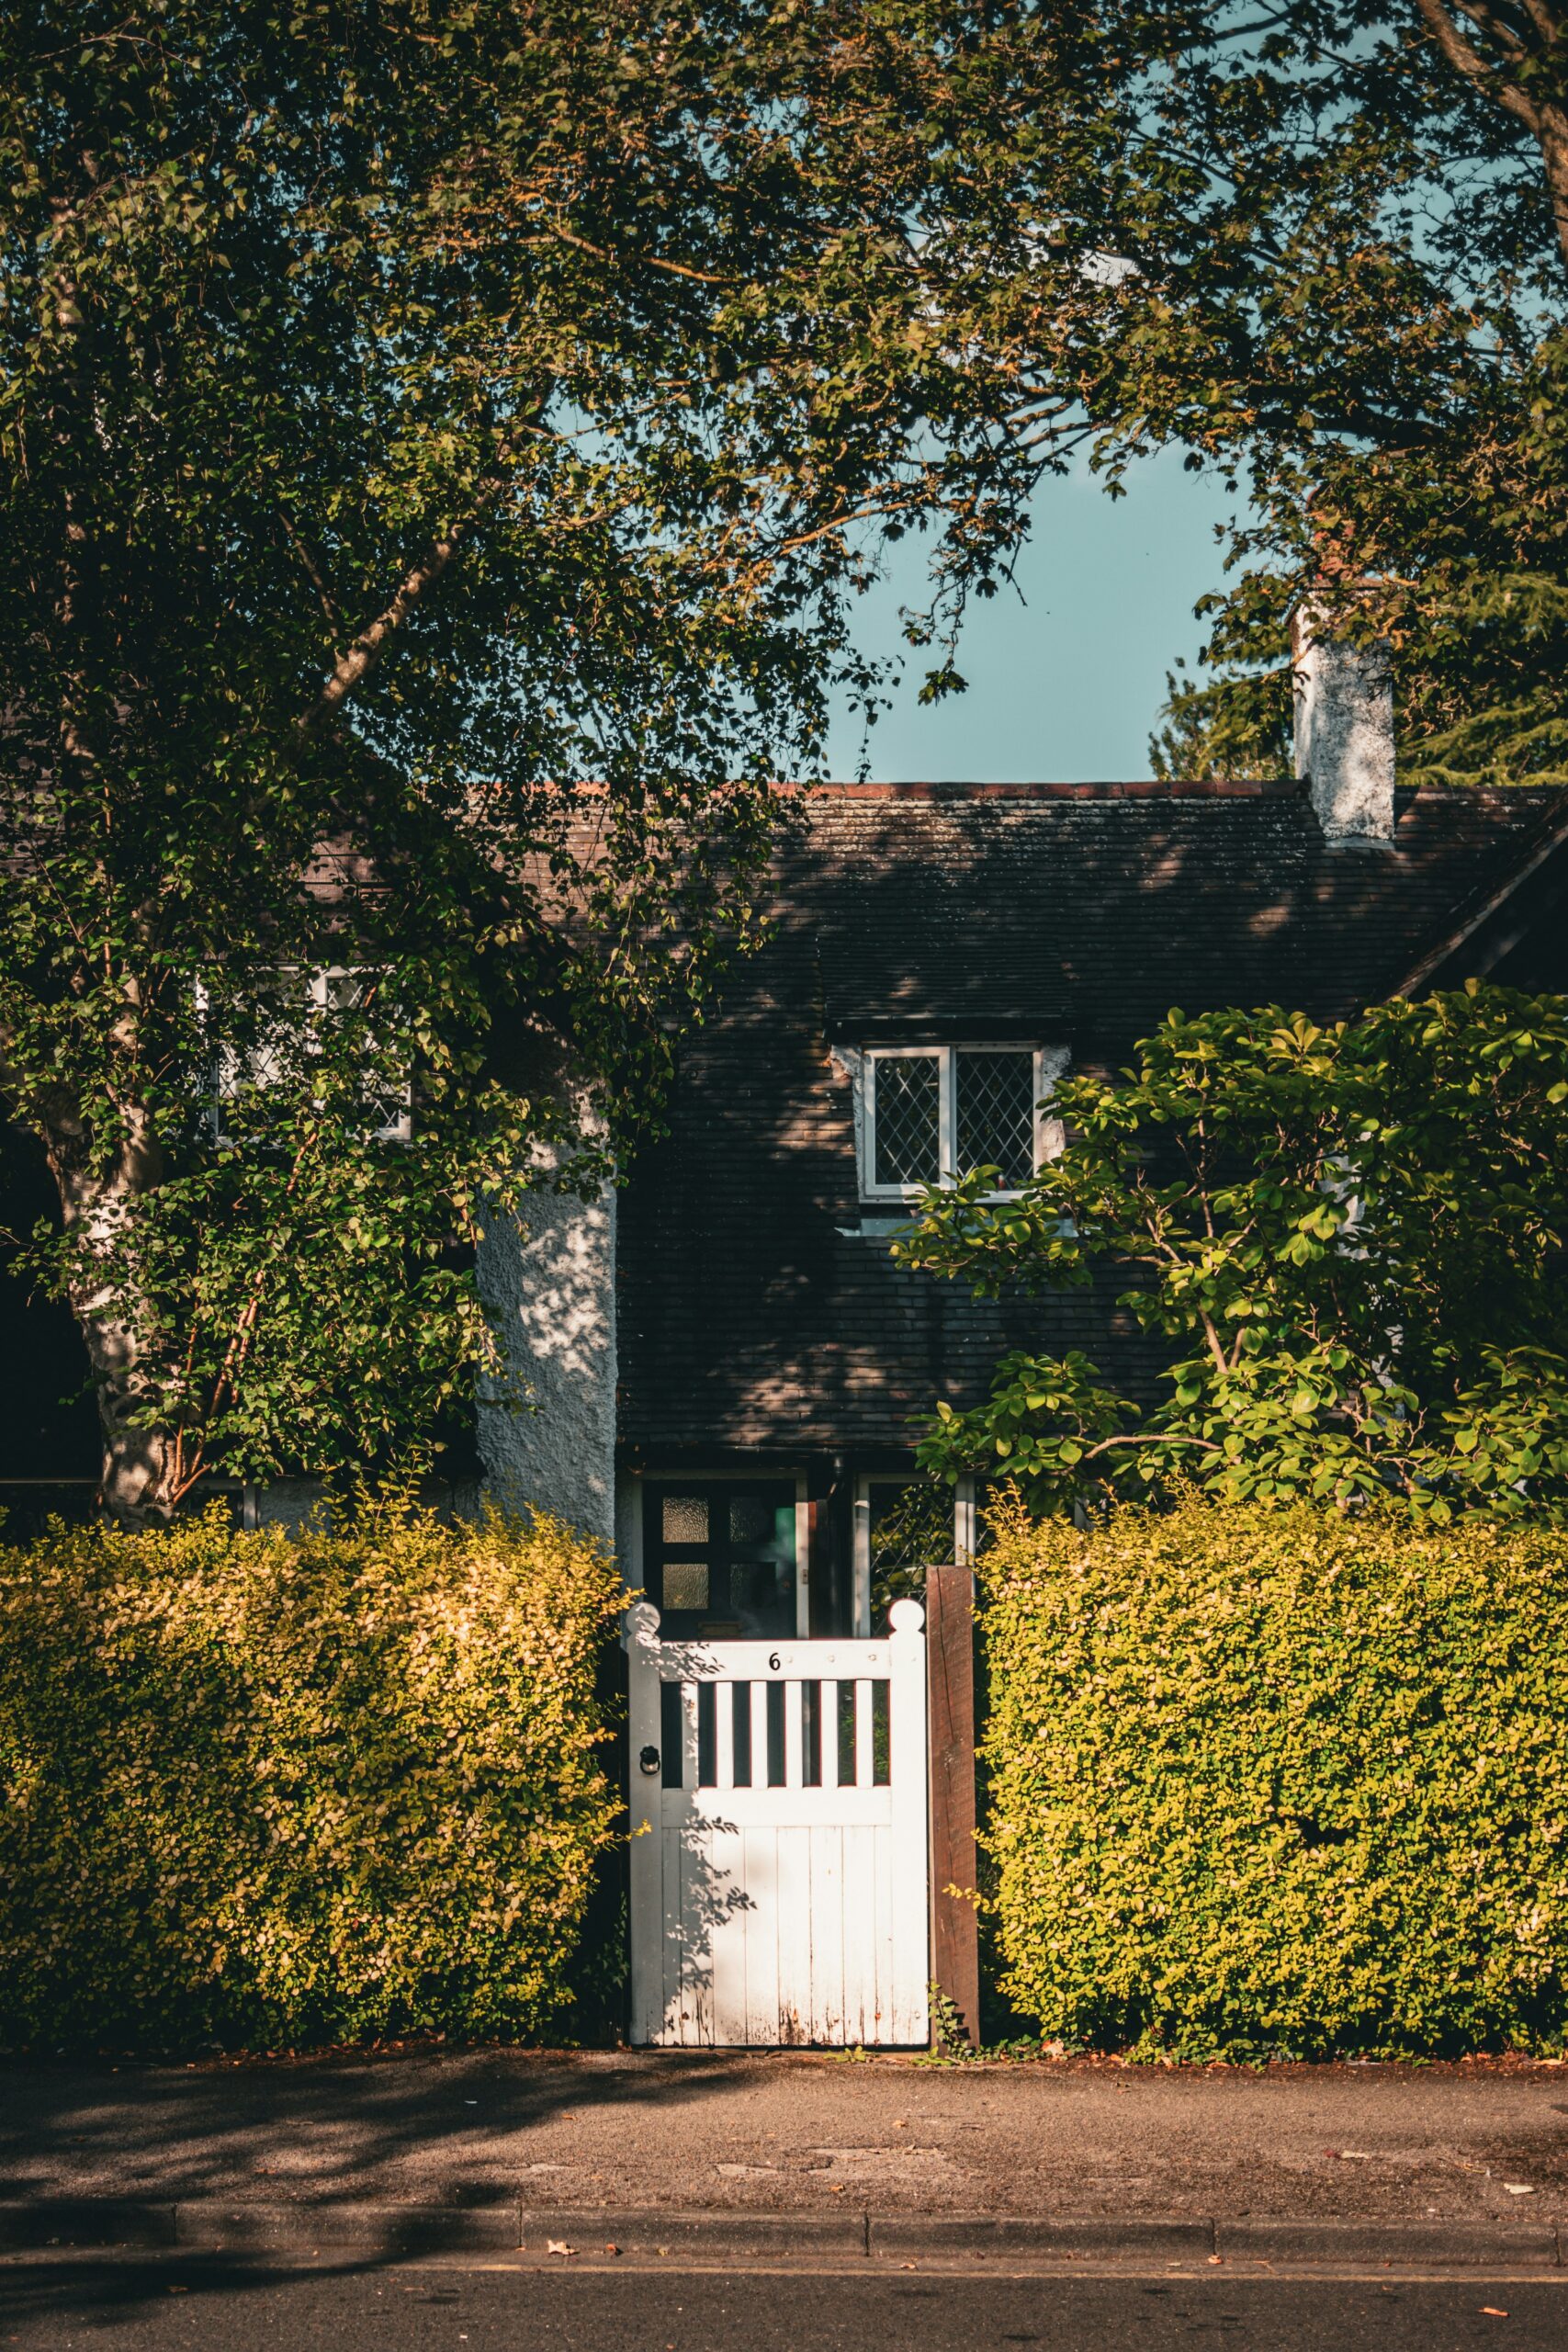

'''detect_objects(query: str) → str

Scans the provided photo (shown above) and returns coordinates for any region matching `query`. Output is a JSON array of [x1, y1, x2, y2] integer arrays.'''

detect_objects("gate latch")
[[638, 1744, 660, 1777]]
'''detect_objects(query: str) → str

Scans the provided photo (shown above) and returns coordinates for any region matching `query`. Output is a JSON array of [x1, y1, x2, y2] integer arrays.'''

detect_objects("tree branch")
[[297, 498, 494, 738], [1414, 0, 1568, 269]]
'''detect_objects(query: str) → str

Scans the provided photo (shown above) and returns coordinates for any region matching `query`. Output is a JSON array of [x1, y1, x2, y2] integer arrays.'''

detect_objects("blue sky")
[[824, 449, 1235, 783]]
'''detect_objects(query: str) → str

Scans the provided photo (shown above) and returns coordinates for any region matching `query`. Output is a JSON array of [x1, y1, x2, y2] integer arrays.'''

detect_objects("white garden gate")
[[623, 1599, 930, 2046]]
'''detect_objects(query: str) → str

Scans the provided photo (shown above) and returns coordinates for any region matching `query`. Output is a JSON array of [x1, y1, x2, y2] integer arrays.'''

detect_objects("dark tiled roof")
[[795, 779, 1568, 1046], [616, 781, 1568, 1458]]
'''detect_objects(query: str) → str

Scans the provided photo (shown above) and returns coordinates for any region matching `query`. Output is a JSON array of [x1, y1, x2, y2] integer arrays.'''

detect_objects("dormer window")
[[856, 1045, 1066, 1201]]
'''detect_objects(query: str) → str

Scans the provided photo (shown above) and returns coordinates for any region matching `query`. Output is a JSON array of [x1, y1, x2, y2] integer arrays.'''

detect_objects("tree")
[[0, 1, 1059, 1521], [867, 3, 1568, 780], [1117, 4, 1568, 784], [897, 985, 1568, 1522]]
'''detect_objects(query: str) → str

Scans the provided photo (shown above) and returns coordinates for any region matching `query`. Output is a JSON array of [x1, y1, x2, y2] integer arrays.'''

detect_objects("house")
[[4, 628, 1565, 1556], [474, 628, 1568, 1634]]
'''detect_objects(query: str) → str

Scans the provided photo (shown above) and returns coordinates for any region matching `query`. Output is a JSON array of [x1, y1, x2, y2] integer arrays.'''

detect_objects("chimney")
[[1291, 599, 1395, 847]]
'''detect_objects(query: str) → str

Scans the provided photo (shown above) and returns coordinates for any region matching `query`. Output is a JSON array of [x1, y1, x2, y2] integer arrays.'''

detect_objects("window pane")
[[662, 1495, 708, 1544], [661, 1560, 709, 1611], [869, 1480, 954, 1575], [321, 969, 369, 1012], [873, 1056, 941, 1186], [729, 1495, 793, 1555], [956, 1051, 1035, 1188], [729, 1494, 772, 1545]]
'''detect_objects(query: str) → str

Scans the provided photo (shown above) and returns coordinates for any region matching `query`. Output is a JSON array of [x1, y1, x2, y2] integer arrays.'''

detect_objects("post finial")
[[624, 1600, 661, 1645]]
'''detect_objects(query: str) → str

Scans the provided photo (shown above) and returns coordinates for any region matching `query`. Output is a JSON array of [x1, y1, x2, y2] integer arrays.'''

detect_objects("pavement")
[[3, 2258, 1567, 2350], [3, 2047, 1568, 2270]]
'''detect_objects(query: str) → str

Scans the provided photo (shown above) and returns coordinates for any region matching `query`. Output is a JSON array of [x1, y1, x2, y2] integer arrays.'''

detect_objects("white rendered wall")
[[476, 1169, 617, 1545], [1292, 601, 1395, 845]]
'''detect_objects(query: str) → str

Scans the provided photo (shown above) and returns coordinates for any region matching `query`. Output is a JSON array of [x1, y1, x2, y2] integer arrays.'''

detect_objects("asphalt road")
[[2, 2259, 1565, 2350]]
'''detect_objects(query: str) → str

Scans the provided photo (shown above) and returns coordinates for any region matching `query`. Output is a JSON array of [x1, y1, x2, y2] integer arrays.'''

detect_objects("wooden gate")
[[623, 1599, 929, 2046]]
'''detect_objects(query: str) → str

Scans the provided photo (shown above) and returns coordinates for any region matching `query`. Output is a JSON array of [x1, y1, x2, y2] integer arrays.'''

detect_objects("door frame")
[[850, 1472, 976, 1634]]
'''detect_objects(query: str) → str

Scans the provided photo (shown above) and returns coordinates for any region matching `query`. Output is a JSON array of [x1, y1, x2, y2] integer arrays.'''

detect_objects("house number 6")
[[768, 1652, 781, 1671]]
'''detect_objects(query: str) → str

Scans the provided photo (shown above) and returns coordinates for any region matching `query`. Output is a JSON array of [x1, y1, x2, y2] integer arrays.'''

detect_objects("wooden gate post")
[[925, 1563, 980, 2049]]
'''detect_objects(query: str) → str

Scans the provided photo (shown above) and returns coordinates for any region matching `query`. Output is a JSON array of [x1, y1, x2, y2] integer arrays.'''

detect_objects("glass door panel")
[[643, 1479, 798, 1637]]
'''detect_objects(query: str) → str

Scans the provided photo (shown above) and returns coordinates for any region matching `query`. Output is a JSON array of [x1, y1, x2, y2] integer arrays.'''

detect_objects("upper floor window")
[[205, 965, 412, 1144], [858, 1045, 1066, 1201]]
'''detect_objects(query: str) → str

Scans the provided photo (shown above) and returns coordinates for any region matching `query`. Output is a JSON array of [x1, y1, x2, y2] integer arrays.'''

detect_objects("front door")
[[642, 1479, 804, 1640]]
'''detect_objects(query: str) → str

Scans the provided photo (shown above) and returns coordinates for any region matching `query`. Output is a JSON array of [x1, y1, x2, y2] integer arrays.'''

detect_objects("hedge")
[[0, 1497, 623, 2053], [980, 1496, 1568, 2059]]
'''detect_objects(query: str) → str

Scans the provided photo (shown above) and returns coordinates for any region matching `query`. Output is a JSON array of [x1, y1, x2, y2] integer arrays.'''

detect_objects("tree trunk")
[[40, 1092, 178, 1526]]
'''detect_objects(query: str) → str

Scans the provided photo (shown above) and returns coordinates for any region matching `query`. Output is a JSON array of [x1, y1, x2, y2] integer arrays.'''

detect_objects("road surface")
[[3, 2256, 1564, 2349]]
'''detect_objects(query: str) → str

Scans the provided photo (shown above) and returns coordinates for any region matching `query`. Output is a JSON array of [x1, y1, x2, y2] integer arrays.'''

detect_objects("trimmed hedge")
[[981, 1497, 1568, 2059], [0, 1498, 623, 2053]]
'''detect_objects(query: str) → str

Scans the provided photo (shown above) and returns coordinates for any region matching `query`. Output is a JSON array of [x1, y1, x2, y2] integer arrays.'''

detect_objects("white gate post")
[[623, 1600, 663, 2045], [886, 1598, 931, 2046]]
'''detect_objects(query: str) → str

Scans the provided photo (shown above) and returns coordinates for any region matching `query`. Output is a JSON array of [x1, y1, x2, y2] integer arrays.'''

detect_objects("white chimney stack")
[[1291, 600, 1395, 847]]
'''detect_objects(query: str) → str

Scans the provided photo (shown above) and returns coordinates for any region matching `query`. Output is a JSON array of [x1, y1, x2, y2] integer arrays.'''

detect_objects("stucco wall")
[[476, 1172, 617, 1545], [1292, 604, 1395, 845]]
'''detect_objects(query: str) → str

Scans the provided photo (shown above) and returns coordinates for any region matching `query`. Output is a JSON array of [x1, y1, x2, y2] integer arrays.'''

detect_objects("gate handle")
[[638, 1744, 660, 1777]]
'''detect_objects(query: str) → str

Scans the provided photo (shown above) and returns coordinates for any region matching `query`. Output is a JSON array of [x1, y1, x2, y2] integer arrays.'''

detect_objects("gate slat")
[[818, 1679, 837, 1787], [840, 1824, 878, 2043], [783, 1679, 804, 1787], [681, 1827, 715, 2046], [681, 1680, 700, 1792], [775, 1824, 811, 2043], [854, 1679, 874, 1789], [709, 1826, 748, 2044], [714, 1682, 735, 1792], [661, 1824, 687, 2043], [743, 1826, 779, 2044], [873, 1820, 894, 2041], [750, 1682, 769, 1791], [807, 1827, 844, 2044]]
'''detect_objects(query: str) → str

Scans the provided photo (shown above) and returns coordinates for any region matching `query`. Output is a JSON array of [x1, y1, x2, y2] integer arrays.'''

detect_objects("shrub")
[[0, 1495, 624, 2053], [980, 1495, 1568, 2059]]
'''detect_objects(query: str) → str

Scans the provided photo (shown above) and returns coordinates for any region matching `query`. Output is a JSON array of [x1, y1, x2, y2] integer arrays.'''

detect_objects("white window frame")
[[859, 1043, 1067, 1203]]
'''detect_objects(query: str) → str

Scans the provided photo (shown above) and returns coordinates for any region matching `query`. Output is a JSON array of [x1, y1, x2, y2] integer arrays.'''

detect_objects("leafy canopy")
[[0, 1, 1055, 1511], [870, 2, 1568, 779], [897, 985, 1568, 1523]]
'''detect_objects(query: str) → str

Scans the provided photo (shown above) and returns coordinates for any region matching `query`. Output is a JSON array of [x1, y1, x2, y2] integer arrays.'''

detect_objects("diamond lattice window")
[[862, 1044, 1056, 1197], [956, 1051, 1035, 1189], [872, 1055, 941, 1186]]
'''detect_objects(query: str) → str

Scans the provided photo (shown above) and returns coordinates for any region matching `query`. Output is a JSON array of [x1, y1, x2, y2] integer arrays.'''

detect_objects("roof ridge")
[[801, 778, 1303, 800]]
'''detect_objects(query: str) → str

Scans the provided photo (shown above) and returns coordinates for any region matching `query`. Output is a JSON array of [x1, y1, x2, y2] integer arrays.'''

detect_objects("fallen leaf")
[[166, 2286, 188, 2295], [1481, 2308, 1509, 2319]]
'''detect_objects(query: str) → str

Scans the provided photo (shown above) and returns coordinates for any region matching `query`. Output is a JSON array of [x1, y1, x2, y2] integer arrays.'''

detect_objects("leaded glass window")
[[871, 1053, 941, 1186], [863, 1046, 1056, 1199], [955, 1049, 1035, 1189]]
